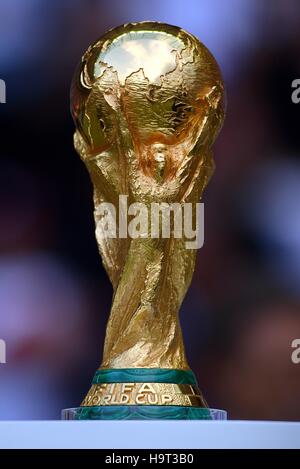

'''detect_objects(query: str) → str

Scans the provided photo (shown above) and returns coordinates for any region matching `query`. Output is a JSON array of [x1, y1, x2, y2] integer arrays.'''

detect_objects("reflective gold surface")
[[71, 22, 225, 371], [81, 383, 206, 407]]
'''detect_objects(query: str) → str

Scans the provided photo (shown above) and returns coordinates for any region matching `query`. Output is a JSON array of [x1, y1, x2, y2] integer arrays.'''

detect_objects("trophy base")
[[61, 406, 227, 420], [65, 368, 227, 420]]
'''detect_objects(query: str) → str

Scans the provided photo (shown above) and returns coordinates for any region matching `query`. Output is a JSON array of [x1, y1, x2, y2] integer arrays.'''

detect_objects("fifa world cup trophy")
[[67, 22, 225, 419]]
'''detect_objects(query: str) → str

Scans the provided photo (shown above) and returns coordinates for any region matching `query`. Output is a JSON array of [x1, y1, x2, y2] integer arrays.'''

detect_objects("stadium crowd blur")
[[0, 0, 300, 420]]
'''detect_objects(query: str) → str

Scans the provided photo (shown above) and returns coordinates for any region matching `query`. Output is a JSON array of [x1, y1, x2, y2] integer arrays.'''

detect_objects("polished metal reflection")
[[71, 22, 225, 373], [81, 383, 206, 407]]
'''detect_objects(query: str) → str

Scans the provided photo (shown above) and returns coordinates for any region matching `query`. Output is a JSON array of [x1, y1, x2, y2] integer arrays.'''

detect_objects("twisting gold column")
[[71, 22, 225, 416]]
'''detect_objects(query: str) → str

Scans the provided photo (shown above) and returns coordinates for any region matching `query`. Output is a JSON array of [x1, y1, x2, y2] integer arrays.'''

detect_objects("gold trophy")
[[66, 22, 225, 419]]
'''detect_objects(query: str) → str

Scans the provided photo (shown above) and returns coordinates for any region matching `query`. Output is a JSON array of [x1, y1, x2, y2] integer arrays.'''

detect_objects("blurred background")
[[0, 0, 300, 420]]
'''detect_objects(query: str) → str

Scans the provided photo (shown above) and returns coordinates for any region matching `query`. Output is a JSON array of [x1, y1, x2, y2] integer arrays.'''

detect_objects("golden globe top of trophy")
[[66, 21, 225, 420]]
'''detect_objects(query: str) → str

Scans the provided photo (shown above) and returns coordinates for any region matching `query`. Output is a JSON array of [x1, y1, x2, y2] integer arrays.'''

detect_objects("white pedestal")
[[0, 421, 299, 449]]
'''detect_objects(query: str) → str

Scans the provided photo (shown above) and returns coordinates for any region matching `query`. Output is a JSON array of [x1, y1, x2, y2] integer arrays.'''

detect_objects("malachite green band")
[[92, 368, 197, 385]]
